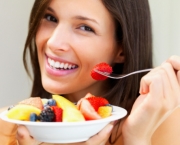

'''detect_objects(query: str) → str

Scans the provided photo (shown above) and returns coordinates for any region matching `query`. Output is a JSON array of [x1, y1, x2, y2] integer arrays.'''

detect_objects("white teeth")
[[48, 58, 76, 70], [68, 64, 72, 69], [49, 59, 55, 66], [60, 62, 64, 69], [48, 58, 51, 64], [54, 61, 60, 68], [64, 63, 68, 69]]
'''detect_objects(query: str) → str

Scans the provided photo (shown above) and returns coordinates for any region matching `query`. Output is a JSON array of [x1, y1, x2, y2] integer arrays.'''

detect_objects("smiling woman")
[[35, 0, 120, 99]]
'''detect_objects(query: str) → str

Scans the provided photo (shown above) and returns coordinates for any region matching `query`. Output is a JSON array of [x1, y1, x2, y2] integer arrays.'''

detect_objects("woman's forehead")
[[47, 0, 114, 27]]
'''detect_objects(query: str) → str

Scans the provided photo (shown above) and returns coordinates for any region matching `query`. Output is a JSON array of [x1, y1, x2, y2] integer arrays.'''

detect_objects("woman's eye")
[[44, 14, 57, 23], [79, 26, 94, 32]]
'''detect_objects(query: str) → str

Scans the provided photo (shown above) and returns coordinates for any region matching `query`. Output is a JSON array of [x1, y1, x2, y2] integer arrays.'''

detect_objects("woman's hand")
[[17, 122, 114, 145], [122, 55, 180, 145]]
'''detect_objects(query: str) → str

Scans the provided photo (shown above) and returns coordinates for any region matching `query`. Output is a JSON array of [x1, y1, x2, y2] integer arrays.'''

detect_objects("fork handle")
[[129, 68, 152, 75], [119, 68, 152, 79]]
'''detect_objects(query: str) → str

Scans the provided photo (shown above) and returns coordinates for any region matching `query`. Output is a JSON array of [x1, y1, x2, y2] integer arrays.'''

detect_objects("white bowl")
[[0, 106, 127, 143]]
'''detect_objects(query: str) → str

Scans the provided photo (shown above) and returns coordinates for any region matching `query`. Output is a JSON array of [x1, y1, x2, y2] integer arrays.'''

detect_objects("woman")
[[21, 0, 152, 143], [1, 0, 180, 144]]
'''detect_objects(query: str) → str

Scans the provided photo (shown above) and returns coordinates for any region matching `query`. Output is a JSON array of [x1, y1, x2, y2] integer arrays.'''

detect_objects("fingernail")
[[17, 129, 23, 138], [111, 121, 117, 125], [140, 87, 147, 94], [139, 87, 144, 94], [17, 125, 25, 138], [113, 120, 118, 125]]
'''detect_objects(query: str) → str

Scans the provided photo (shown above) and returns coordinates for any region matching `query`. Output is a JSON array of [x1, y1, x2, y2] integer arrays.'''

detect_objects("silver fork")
[[94, 68, 152, 79]]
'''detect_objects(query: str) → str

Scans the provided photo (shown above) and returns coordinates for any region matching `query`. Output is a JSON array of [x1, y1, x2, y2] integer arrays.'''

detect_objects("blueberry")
[[30, 113, 38, 122], [47, 99, 56, 106]]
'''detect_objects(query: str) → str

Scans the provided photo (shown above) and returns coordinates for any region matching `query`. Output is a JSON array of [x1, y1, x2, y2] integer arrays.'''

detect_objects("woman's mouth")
[[48, 57, 78, 70], [45, 56, 78, 77]]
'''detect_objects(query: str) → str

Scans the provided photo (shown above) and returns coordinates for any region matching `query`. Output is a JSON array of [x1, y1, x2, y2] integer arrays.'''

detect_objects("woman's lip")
[[45, 53, 77, 66], [45, 54, 78, 77]]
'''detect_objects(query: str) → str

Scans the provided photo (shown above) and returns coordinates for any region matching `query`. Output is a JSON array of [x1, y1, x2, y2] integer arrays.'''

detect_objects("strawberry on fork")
[[91, 62, 112, 81]]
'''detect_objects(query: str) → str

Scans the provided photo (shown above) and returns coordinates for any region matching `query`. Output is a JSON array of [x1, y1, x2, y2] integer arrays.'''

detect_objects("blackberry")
[[43, 104, 50, 108], [39, 107, 55, 122]]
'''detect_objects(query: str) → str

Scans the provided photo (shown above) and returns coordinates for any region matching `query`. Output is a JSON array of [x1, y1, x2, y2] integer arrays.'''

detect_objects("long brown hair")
[[101, 0, 152, 111], [101, 0, 152, 143], [23, 0, 152, 143], [23, 0, 51, 99]]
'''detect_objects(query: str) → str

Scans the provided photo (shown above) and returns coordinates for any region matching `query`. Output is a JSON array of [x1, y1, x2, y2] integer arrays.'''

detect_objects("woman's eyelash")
[[44, 14, 57, 23], [79, 25, 94, 33], [43, 14, 94, 33]]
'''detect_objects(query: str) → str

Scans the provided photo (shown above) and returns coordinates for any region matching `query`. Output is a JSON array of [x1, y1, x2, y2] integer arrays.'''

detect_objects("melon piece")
[[98, 106, 112, 118], [19, 97, 43, 110], [7, 104, 41, 121]]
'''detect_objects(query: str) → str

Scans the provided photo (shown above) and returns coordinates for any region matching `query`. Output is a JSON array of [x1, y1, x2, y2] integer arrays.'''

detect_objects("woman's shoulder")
[[152, 107, 180, 145]]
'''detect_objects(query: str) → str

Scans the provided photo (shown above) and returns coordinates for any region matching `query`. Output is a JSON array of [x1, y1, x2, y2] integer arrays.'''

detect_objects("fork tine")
[[94, 70, 110, 76]]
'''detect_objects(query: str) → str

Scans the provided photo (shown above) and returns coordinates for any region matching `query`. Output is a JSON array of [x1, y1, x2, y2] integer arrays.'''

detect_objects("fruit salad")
[[6, 93, 113, 122]]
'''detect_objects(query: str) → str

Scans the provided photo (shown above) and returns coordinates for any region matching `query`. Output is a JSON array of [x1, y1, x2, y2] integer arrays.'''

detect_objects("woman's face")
[[36, 0, 119, 101]]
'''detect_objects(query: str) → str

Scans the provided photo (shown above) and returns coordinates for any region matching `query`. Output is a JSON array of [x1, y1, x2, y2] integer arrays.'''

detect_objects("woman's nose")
[[47, 24, 71, 52]]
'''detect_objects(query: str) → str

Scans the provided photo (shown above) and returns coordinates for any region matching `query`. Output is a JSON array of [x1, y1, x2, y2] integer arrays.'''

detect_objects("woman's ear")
[[113, 47, 125, 63]]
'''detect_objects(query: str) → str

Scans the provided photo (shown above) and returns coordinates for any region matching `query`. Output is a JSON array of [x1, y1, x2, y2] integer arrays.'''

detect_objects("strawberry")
[[77, 93, 110, 120], [19, 97, 43, 110], [86, 96, 109, 111], [51, 106, 63, 122], [79, 99, 101, 120], [91, 62, 112, 80]]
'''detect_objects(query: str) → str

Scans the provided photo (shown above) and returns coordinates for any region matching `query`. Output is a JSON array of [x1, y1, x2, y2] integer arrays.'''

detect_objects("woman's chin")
[[42, 82, 62, 95]]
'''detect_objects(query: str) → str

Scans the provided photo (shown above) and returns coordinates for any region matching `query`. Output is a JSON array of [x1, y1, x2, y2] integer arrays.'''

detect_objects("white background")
[[0, 0, 180, 107]]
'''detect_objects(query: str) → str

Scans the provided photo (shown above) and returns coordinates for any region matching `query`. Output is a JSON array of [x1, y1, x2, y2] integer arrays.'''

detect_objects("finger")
[[17, 125, 41, 145], [139, 65, 178, 111], [161, 62, 179, 90], [139, 64, 176, 97], [177, 71, 180, 84], [157, 66, 175, 106], [139, 68, 164, 100], [167, 55, 180, 86], [86, 122, 114, 145], [139, 67, 159, 94], [167, 55, 180, 71]]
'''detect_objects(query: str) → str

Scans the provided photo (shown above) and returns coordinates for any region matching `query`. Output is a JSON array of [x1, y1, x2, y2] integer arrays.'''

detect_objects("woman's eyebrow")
[[73, 16, 99, 25], [46, 7, 99, 25], [47, 7, 54, 12]]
